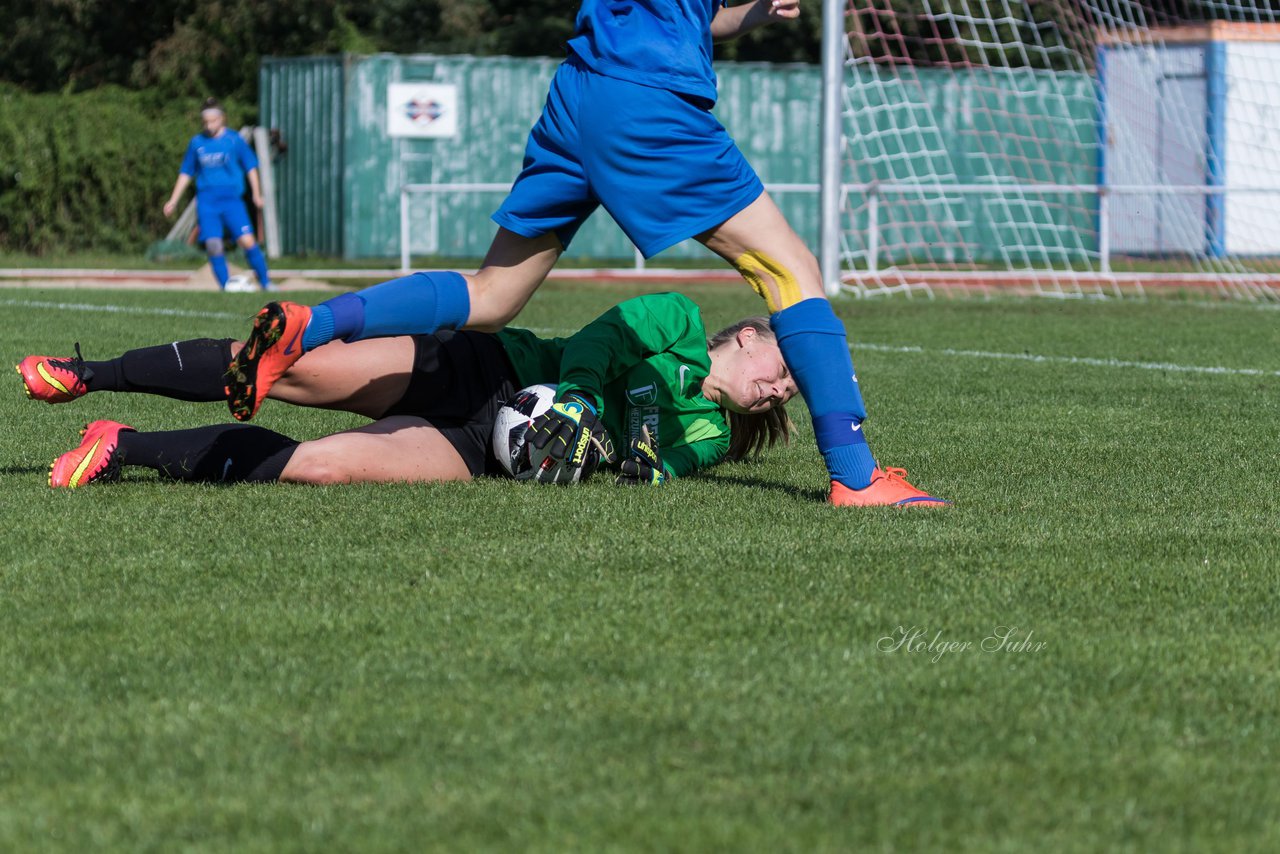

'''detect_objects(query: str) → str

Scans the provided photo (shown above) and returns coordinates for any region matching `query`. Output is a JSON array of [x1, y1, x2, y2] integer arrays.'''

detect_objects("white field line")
[[852, 342, 1280, 378], [1, 297, 243, 322], [522, 326, 1279, 378], [6, 299, 1275, 379]]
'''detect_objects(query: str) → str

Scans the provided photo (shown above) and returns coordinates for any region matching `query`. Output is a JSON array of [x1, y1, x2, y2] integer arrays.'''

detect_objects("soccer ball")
[[492, 384, 556, 479], [224, 274, 260, 293]]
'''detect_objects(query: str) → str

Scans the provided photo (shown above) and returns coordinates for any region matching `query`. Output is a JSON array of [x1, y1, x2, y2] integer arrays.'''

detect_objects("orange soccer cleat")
[[829, 467, 951, 508], [16, 345, 91, 404], [49, 420, 134, 489], [225, 301, 311, 421]]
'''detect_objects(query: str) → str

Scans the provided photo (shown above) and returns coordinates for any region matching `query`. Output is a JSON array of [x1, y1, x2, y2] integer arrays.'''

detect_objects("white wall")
[[1103, 44, 1208, 255], [1223, 42, 1280, 255]]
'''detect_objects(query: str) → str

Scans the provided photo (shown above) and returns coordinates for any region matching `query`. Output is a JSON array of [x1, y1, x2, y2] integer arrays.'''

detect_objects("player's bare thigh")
[[462, 228, 563, 332], [280, 415, 472, 484], [698, 191, 824, 310], [229, 336, 416, 419]]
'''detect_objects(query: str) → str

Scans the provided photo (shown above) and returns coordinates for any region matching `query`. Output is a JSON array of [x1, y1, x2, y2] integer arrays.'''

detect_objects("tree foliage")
[[0, 1, 822, 101], [0, 84, 252, 252]]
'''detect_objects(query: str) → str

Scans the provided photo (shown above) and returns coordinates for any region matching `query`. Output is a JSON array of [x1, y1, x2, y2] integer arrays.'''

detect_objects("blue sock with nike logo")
[[771, 298, 877, 490], [302, 271, 471, 351]]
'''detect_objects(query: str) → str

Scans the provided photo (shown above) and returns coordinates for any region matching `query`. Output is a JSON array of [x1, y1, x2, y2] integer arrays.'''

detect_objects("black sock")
[[83, 338, 235, 402], [117, 424, 299, 483]]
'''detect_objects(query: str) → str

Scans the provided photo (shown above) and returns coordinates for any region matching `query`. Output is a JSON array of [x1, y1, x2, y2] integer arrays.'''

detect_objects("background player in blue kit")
[[163, 97, 271, 291], [226, 0, 947, 507]]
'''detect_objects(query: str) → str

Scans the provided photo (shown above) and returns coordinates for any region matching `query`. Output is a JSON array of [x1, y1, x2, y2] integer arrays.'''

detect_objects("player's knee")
[[205, 237, 225, 257], [732, 249, 819, 313], [280, 445, 349, 485], [238, 234, 257, 249]]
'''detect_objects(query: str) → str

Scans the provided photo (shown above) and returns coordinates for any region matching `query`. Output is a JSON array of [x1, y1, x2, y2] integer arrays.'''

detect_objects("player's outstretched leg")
[[18, 339, 235, 405], [226, 269, 476, 420], [224, 230, 558, 420], [16, 345, 91, 404], [225, 301, 312, 421], [702, 194, 948, 508], [49, 420, 134, 488], [49, 421, 299, 487], [771, 299, 949, 508]]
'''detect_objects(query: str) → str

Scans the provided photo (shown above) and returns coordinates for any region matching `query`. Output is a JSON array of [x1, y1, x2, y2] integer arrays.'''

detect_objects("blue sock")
[[771, 298, 878, 489], [301, 271, 471, 352], [209, 254, 229, 289], [244, 245, 271, 288]]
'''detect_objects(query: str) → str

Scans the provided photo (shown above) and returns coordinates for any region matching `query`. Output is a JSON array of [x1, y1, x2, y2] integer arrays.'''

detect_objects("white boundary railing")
[[846, 182, 1280, 274], [398, 182, 822, 273], [399, 181, 1280, 277]]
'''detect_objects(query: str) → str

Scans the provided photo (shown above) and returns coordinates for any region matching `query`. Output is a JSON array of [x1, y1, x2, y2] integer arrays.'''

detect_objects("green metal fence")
[[259, 57, 346, 257], [259, 53, 823, 261], [840, 67, 1100, 267], [259, 53, 1098, 263]]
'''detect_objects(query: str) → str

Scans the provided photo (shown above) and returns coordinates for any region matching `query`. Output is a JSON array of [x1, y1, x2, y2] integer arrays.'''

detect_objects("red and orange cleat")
[[49, 420, 134, 489], [829, 467, 950, 508], [16, 345, 91, 404], [225, 301, 311, 421]]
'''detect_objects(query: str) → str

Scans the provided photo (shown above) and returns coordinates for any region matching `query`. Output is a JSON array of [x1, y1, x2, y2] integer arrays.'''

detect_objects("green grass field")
[[2, 282, 1279, 851]]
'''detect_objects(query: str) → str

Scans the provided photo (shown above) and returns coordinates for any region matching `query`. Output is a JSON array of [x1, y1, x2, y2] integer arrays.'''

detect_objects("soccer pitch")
[[2, 281, 1279, 850]]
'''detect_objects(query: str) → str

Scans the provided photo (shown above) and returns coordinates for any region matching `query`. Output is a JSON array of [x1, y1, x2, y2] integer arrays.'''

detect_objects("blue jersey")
[[179, 130, 258, 198], [567, 0, 723, 104]]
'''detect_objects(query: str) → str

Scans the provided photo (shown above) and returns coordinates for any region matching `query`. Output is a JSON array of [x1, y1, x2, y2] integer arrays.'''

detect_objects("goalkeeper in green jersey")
[[22, 293, 796, 488]]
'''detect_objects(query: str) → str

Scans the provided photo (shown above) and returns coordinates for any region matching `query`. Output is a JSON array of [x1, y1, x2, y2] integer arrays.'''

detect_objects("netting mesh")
[[836, 0, 1280, 299]]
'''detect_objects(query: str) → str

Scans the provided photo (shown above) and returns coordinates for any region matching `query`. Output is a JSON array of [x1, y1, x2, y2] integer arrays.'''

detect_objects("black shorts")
[[380, 331, 520, 477]]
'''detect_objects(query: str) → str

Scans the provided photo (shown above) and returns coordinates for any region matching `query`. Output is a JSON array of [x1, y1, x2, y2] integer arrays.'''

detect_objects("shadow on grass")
[[703, 472, 828, 504], [0, 465, 51, 476]]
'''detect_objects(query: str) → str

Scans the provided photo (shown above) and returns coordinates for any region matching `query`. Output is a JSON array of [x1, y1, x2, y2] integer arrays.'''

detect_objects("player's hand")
[[764, 0, 801, 20], [616, 425, 667, 486], [252, 192, 264, 209], [526, 394, 615, 484], [163, 200, 177, 217]]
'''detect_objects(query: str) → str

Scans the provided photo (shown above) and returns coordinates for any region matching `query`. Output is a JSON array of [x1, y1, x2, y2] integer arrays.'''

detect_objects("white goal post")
[[820, 0, 1280, 300]]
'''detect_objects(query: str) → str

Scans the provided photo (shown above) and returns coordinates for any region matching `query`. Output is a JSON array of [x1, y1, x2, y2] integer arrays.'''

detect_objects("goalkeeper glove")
[[616, 425, 667, 486], [526, 393, 615, 484]]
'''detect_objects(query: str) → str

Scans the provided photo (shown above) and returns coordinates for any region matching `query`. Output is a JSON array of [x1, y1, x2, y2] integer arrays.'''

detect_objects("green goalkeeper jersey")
[[496, 292, 729, 479]]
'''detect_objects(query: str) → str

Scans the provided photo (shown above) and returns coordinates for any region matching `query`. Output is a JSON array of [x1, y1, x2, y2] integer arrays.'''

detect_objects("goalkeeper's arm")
[[526, 293, 704, 484], [553, 293, 705, 407]]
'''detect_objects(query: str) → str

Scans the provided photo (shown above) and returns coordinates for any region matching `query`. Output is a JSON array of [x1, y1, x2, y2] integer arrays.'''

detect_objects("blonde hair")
[[707, 318, 795, 462]]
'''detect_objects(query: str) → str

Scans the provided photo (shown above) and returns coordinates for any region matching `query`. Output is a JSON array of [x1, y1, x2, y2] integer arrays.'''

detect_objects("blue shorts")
[[492, 55, 764, 259], [196, 193, 255, 245]]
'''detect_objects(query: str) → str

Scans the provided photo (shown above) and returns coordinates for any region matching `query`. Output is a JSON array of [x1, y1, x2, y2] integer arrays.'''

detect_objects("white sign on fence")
[[387, 83, 459, 138]]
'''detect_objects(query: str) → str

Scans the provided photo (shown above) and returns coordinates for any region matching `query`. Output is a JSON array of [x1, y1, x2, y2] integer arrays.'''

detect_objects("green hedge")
[[0, 86, 253, 255]]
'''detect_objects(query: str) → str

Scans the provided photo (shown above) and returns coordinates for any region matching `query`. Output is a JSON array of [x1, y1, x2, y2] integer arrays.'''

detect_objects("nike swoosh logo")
[[678, 364, 691, 390], [36, 363, 72, 395], [852, 423, 862, 433], [70, 438, 103, 485], [281, 328, 302, 356], [222, 458, 233, 481]]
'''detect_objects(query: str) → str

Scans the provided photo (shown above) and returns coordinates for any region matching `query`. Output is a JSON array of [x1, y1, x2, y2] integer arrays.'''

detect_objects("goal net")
[[830, 0, 1280, 300]]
